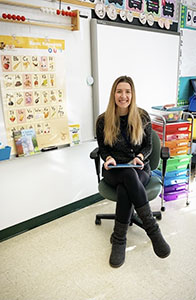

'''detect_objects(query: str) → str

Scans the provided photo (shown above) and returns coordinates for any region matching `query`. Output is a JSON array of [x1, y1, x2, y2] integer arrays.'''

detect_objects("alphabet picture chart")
[[0, 35, 70, 154]]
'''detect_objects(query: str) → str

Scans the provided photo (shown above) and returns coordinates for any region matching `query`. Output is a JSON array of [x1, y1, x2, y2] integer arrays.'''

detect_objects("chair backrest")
[[148, 130, 161, 171]]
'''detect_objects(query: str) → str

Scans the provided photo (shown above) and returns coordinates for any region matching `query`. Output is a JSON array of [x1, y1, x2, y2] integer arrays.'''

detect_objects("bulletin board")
[[91, 19, 180, 122]]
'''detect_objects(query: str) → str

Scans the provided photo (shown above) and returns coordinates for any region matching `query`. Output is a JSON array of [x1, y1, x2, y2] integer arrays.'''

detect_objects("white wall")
[[0, 1, 98, 230], [0, 141, 98, 230]]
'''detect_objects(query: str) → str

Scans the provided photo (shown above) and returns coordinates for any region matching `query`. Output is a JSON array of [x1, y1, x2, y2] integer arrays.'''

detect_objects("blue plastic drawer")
[[163, 175, 189, 186], [152, 171, 189, 186]]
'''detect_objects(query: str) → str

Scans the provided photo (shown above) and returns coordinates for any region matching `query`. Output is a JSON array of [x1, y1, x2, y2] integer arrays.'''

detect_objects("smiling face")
[[115, 82, 132, 115]]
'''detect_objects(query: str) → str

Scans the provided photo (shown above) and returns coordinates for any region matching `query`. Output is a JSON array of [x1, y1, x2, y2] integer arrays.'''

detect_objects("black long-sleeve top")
[[96, 108, 152, 174]]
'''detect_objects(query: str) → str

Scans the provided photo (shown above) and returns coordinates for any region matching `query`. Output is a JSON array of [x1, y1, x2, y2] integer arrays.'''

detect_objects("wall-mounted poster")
[[105, 0, 125, 9], [181, 5, 196, 29], [161, 0, 175, 19], [145, 0, 160, 16], [126, 0, 144, 12], [125, 0, 176, 20], [0, 36, 70, 154]]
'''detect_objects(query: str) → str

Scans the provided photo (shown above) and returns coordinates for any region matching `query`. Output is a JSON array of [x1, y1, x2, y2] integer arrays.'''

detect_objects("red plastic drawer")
[[152, 122, 190, 134], [156, 131, 189, 141]]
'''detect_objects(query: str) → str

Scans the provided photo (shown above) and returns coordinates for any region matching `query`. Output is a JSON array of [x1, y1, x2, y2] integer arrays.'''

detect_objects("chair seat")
[[98, 174, 162, 202], [145, 175, 162, 201]]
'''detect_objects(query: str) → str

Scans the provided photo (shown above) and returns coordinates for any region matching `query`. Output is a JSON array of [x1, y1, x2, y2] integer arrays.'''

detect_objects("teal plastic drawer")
[[154, 169, 188, 178]]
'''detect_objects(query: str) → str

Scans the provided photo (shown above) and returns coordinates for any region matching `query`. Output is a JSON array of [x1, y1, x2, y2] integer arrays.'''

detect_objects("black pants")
[[102, 167, 150, 224]]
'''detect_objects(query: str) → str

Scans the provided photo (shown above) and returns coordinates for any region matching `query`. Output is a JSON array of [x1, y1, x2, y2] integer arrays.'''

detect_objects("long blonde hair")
[[102, 75, 145, 146]]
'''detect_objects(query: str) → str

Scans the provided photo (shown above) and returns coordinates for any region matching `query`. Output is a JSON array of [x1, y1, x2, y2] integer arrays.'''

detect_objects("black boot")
[[109, 220, 129, 268], [135, 203, 171, 258]]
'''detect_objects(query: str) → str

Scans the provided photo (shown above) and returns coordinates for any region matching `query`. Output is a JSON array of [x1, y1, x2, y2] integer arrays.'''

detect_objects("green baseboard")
[[0, 193, 103, 242]]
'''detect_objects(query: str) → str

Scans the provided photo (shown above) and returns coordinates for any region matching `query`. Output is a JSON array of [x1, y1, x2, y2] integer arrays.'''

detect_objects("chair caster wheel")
[[161, 206, 165, 212], [156, 214, 162, 220], [95, 218, 101, 225]]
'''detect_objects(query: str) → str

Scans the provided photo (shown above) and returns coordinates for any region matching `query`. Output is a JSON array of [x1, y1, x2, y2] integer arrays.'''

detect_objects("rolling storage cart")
[[190, 112, 196, 179], [150, 109, 194, 211]]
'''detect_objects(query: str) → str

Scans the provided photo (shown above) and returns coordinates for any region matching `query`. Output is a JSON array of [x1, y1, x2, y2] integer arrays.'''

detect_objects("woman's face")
[[115, 82, 132, 115]]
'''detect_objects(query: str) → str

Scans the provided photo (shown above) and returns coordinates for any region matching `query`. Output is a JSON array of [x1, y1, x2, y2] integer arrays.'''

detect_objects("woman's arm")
[[96, 116, 116, 169], [96, 115, 112, 162], [104, 156, 116, 170], [138, 112, 152, 160]]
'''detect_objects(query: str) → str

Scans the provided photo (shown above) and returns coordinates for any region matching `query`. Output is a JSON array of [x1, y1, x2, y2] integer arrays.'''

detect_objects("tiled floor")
[[0, 178, 196, 300]]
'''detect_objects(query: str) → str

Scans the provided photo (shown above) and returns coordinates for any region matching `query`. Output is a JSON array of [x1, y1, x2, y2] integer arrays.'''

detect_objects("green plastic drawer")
[[158, 154, 192, 172]]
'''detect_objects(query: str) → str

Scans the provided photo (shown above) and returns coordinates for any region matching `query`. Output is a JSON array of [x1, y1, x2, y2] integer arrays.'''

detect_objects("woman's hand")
[[104, 156, 116, 170], [132, 156, 144, 170]]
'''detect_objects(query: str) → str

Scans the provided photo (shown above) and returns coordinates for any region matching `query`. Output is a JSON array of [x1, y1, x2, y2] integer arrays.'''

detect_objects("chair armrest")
[[90, 147, 99, 160], [160, 147, 170, 179], [161, 147, 170, 160]]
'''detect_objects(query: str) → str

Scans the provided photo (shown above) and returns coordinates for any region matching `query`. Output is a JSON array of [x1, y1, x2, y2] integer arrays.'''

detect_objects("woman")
[[96, 75, 170, 268]]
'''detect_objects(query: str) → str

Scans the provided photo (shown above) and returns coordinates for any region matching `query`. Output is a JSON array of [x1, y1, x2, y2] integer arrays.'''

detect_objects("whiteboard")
[[91, 20, 180, 120]]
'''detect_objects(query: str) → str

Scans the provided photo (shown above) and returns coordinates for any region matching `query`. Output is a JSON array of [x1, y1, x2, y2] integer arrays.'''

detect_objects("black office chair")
[[90, 130, 169, 229]]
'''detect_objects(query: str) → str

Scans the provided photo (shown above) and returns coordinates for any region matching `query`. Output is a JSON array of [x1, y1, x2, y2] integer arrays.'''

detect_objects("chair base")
[[95, 211, 162, 229]]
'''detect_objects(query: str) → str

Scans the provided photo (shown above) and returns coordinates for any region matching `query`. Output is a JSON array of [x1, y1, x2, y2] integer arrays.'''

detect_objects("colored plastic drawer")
[[154, 169, 188, 178], [158, 154, 192, 172], [163, 190, 188, 201], [163, 175, 189, 186], [152, 121, 190, 141], [163, 140, 190, 156], [169, 146, 190, 156], [156, 131, 189, 141], [164, 139, 190, 149], [152, 122, 190, 134], [164, 183, 188, 193], [153, 169, 189, 186]]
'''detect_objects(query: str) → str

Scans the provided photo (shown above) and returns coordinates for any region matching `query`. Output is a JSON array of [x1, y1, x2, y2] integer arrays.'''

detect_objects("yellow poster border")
[[0, 35, 65, 50]]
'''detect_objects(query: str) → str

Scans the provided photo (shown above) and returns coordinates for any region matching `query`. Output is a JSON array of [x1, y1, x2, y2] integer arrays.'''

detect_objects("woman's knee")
[[122, 168, 139, 185]]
